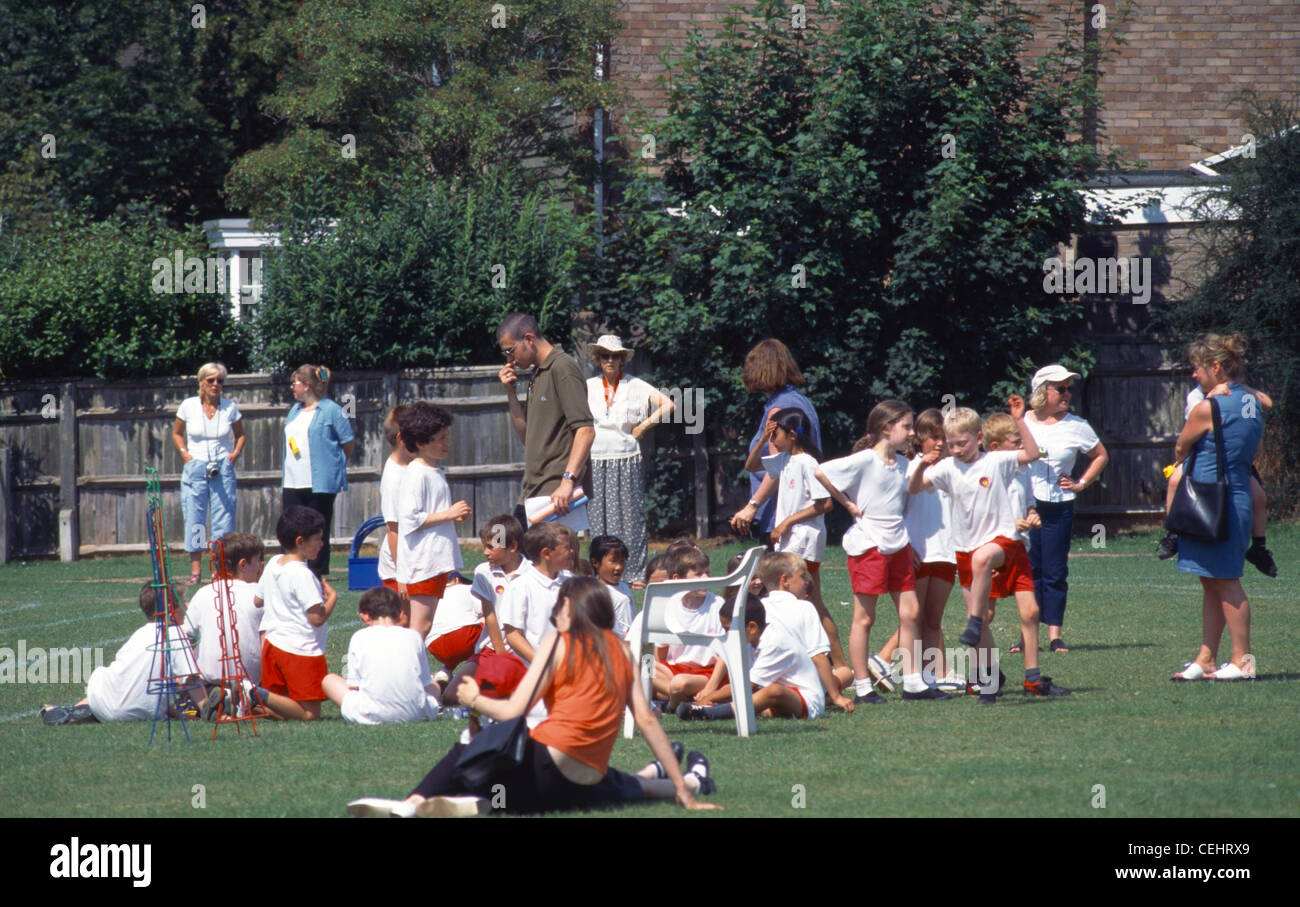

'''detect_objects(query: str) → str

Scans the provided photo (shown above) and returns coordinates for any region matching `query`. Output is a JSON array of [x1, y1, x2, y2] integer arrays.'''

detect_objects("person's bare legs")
[[808, 570, 848, 670], [1191, 578, 1226, 673], [409, 594, 439, 639], [877, 628, 900, 664], [668, 674, 708, 711], [1206, 577, 1251, 667], [919, 574, 954, 678], [752, 683, 807, 718], [849, 593, 878, 685], [322, 673, 349, 708], [895, 589, 922, 678], [1014, 591, 1040, 673]]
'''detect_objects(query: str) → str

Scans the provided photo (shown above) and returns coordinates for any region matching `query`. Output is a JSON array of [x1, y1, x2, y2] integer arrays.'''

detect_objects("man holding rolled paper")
[[496, 313, 595, 528]]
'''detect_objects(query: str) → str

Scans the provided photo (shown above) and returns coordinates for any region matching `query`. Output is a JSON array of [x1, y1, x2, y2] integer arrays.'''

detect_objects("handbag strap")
[[518, 632, 560, 715], [1208, 396, 1227, 482]]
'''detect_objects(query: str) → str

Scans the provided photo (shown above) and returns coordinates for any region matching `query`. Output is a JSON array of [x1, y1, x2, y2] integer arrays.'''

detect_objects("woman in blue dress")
[[1171, 334, 1262, 681]]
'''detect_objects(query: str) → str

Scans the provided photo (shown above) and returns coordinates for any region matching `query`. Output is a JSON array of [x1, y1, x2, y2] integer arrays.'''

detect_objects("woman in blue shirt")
[[282, 364, 355, 576]]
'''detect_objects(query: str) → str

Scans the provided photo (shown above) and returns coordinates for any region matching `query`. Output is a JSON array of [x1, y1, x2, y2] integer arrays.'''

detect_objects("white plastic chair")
[[624, 545, 765, 739]]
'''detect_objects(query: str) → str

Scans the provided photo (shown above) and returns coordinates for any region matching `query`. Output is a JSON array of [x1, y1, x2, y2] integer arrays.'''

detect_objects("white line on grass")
[[0, 708, 43, 723], [0, 602, 47, 614], [0, 608, 138, 635]]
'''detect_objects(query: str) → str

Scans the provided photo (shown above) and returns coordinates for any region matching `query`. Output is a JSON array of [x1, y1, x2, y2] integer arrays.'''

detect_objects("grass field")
[[2, 525, 1297, 818]]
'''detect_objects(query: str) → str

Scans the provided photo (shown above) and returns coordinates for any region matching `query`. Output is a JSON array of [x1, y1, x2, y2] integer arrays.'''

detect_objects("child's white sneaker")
[[346, 797, 416, 818], [935, 671, 966, 692], [414, 796, 490, 818], [867, 654, 896, 693]]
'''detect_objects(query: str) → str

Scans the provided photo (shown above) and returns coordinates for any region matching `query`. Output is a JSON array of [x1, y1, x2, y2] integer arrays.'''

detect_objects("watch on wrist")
[[748, 498, 761, 508], [562, 471, 577, 481]]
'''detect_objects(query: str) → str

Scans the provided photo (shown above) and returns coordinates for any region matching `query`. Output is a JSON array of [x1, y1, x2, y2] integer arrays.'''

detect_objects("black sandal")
[[1049, 638, 1069, 653]]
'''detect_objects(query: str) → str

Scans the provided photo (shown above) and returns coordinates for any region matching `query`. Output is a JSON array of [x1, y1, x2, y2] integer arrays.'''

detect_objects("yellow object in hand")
[[1162, 463, 1176, 480], [288, 437, 301, 457]]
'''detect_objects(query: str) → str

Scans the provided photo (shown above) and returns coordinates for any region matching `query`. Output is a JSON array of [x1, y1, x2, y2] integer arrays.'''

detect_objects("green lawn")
[[1, 526, 1297, 818]]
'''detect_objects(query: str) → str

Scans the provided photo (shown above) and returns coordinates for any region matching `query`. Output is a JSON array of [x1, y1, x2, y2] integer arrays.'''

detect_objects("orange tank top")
[[530, 631, 633, 773]]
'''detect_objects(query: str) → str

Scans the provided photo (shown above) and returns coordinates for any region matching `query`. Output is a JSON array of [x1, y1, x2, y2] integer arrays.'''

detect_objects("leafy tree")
[[0, 207, 245, 380], [1154, 92, 1300, 515], [596, 0, 1133, 529], [226, 0, 621, 215], [0, 0, 294, 227], [250, 166, 587, 371]]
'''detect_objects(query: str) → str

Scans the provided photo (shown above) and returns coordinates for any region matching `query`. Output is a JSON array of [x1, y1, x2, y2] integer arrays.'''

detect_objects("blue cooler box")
[[348, 515, 387, 591]]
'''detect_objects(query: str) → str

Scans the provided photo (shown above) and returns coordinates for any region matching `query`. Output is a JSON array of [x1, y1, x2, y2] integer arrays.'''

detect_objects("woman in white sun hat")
[[585, 335, 675, 586], [1021, 364, 1108, 654]]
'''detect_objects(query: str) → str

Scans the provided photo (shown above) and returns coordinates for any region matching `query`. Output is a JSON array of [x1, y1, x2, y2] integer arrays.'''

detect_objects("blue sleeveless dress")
[[1176, 383, 1263, 579]]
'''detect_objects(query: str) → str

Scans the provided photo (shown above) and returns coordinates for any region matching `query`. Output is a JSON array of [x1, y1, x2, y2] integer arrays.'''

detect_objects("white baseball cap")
[[1031, 364, 1081, 392]]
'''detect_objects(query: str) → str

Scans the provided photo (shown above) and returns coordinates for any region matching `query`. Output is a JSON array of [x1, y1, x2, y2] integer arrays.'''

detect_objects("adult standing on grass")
[[1171, 334, 1262, 682], [1019, 365, 1108, 653], [346, 576, 720, 816], [497, 313, 595, 526], [282, 364, 354, 577], [173, 362, 244, 585], [585, 334, 674, 586]]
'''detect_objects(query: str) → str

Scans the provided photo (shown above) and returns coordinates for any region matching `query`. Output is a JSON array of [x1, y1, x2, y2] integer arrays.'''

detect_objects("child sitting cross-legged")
[[187, 532, 265, 709], [677, 597, 824, 721], [322, 586, 442, 724]]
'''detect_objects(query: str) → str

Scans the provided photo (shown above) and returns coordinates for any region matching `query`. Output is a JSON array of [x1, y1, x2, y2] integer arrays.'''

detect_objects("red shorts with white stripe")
[[955, 537, 1034, 593]]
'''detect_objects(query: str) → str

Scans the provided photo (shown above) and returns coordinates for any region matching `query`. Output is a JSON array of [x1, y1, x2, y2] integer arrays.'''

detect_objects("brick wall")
[[610, 0, 1300, 171]]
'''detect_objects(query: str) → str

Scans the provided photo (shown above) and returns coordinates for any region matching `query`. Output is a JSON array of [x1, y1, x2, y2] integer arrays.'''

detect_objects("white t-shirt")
[[1185, 385, 1204, 420], [604, 580, 634, 638], [761, 590, 830, 658], [187, 579, 262, 684], [341, 625, 440, 724], [761, 451, 829, 561], [426, 583, 483, 642], [257, 554, 327, 656], [496, 565, 569, 661], [85, 622, 198, 722], [283, 408, 315, 488], [377, 457, 407, 582], [904, 455, 955, 563], [587, 374, 658, 459], [749, 621, 824, 719], [1024, 413, 1100, 503], [469, 557, 531, 653], [819, 447, 911, 556], [177, 396, 241, 462], [663, 591, 725, 666], [923, 451, 1022, 553], [396, 460, 463, 584]]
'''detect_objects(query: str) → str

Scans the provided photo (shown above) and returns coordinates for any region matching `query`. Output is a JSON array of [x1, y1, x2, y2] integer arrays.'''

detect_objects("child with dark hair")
[[590, 535, 633, 636], [250, 505, 337, 720], [322, 587, 441, 724], [40, 582, 214, 725], [395, 402, 469, 640], [187, 531, 265, 690]]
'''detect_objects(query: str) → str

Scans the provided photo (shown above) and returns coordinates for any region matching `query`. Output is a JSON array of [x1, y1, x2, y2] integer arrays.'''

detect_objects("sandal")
[[1209, 655, 1257, 681], [187, 571, 201, 586], [1009, 638, 1023, 654], [1049, 638, 1069, 653], [1171, 661, 1210, 682]]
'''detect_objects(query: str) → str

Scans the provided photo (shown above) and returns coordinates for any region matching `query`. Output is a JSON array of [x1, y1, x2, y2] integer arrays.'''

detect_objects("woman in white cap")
[[1020, 365, 1108, 653], [585, 335, 675, 586]]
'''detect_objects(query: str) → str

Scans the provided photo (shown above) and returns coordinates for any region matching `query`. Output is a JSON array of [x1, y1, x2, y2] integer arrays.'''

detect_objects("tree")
[[0, 0, 294, 227], [1154, 92, 1300, 515], [225, 0, 621, 215], [250, 166, 587, 371]]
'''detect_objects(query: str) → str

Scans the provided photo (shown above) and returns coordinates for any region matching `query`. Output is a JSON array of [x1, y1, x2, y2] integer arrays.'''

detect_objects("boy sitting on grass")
[[187, 532, 264, 697], [40, 582, 218, 725], [247, 506, 338, 721], [322, 587, 441, 724]]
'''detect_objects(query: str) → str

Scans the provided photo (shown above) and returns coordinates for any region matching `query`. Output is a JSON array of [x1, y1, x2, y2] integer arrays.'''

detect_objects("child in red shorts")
[[250, 506, 338, 720]]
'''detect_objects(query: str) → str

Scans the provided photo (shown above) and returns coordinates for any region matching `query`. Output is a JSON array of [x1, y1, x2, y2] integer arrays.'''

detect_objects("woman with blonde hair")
[[172, 362, 244, 584], [282, 364, 355, 576]]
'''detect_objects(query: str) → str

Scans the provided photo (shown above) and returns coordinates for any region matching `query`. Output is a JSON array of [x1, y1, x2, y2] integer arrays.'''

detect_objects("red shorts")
[[407, 573, 449, 597], [785, 684, 809, 719], [914, 560, 957, 584], [469, 649, 528, 699], [847, 547, 916, 595], [260, 639, 327, 702], [955, 537, 1034, 593], [428, 623, 483, 672], [660, 660, 715, 678], [804, 560, 821, 576], [381, 578, 399, 592]]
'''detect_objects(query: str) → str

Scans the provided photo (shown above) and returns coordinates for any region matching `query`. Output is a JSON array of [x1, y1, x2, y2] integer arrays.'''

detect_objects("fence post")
[[59, 380, 79, 561], [0, 445, 11, 563], [693, 431, 709, 538]]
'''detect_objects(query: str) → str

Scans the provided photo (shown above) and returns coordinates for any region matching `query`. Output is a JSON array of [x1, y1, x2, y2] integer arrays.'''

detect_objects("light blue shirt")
[[283, 398, 355, 493]]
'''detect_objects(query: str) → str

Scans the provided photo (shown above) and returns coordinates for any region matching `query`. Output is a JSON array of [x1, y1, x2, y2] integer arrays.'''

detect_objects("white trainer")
[[867, 654, 896, 693], [347, 797, 416, 818]]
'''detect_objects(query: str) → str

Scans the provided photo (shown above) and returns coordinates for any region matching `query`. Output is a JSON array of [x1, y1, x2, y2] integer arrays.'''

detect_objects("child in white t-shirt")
[[250, 506, 338, 720], [378, 405, 413, 605], [589, 534, 634, 637], [744, 406, 846, 675], [424, 573, 484, 674], [910, 398, 1065, 701], [643, 547, 725, 710], [395, 402, 469, 639], [322, 587, 441, 724], [680, 598, 824, 721], [187, 532, 264, 688], [40, 582, 213, 725]]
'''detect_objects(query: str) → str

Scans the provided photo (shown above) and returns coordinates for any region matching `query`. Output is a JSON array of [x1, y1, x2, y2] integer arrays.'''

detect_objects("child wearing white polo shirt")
[[589, 534, 634, 637], [497, 522, 572, 665], [322, 587, 441, 724], [395, 402, 469, 639]]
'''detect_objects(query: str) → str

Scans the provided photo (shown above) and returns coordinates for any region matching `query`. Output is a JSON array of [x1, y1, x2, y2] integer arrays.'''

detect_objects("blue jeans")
[[1028, 499, 1074, 628], [181, 457, 237, 552]]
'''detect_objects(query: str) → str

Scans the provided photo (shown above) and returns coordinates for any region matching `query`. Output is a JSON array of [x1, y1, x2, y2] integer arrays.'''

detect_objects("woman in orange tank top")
[[348, 576, 721, 816]]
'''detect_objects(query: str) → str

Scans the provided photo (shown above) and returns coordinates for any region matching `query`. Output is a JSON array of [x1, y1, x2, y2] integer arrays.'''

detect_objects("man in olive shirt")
[[496, 312, 595, 521]]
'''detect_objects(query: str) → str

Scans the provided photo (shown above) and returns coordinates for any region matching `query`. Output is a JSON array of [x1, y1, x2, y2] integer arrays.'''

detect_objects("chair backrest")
[[636, 545, 765, 651]]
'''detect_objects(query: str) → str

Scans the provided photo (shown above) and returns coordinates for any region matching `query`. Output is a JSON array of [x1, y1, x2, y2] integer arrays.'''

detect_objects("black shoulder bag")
[[1165, 397, 1231, 542], [454, 638, 558, 789]]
